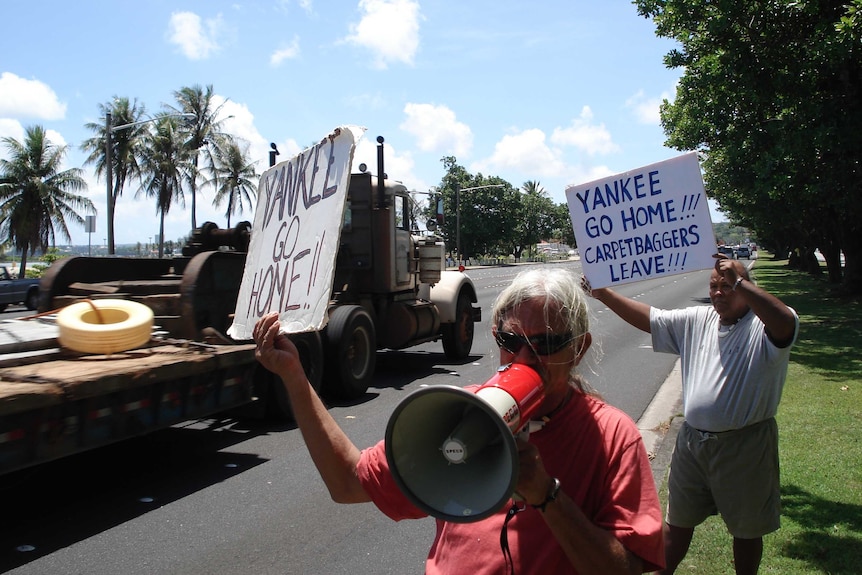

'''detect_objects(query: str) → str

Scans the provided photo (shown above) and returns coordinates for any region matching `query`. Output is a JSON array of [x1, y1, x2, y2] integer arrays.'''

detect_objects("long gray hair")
[[491, 267, 595, 394]]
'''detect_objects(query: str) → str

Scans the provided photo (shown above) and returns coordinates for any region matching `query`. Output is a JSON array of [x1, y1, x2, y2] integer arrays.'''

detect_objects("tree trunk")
[[841, 246, 860, 296], [822, 244, 843, 284], [18, 250, 28, 279]]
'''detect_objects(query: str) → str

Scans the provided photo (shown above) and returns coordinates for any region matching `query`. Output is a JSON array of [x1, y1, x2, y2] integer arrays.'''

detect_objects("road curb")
[[637, 359, 683, 485]]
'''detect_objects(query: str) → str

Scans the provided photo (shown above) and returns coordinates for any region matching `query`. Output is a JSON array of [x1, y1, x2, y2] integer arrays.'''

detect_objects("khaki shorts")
[[666, 418, 781, 539]]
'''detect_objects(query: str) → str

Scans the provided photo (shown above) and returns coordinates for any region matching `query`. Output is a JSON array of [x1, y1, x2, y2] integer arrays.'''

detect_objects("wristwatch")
[[731, 276, 744, 291], [532, 477, 561, 512]]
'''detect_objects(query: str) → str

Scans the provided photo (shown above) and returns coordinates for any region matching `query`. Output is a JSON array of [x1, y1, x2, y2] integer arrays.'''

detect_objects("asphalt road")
[[0, 262, 710, 574]]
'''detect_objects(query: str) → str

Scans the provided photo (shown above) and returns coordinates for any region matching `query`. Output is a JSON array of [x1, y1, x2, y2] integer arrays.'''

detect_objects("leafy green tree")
[[136, 116, 191, 257], [170, 84, 230, 230], [437, 156, 520, 262], [636, 0, 862, 293], [515, 180, 556, 260], [206, 139, 259, 228], [552, 203, 577, 249], [0, 126, 93, 276]]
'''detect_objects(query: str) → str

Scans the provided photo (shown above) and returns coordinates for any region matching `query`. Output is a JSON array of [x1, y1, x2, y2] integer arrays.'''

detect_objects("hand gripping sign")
[[565, 152, 717, 289], [227, 125, 365, 340]]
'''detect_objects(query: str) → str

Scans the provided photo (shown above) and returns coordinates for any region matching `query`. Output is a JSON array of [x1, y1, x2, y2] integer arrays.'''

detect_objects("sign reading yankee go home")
[[227, 125, 365, 341], [565, 152, 717, 289]]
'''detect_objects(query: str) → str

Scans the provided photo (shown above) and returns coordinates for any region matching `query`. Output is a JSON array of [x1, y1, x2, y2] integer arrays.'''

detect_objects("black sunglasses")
[[494, 330, 575, 356]]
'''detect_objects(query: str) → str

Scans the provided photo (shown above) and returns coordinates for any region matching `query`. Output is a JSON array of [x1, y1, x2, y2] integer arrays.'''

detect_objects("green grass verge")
[[657, 255, 862, 574]]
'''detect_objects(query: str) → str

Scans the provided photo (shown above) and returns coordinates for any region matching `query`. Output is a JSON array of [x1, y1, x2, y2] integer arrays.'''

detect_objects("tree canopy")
[[0, 126, 93, 276], [636, 0, 862, 293]]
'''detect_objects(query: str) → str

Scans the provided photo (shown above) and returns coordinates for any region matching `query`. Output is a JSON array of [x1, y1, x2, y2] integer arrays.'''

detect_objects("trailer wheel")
[[265, 331, 324, 421], [442, 290, 474, 360], [323, 305, 376, 400]]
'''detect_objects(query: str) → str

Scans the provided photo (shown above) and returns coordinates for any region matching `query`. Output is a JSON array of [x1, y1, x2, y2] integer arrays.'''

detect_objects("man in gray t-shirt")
[[586, 256, 798, 575]]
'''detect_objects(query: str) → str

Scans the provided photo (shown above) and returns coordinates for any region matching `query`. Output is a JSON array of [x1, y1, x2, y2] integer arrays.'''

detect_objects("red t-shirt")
[[357, 391, 664, 574]]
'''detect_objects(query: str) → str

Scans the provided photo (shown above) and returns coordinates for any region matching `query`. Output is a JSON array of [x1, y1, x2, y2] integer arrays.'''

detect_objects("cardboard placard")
[[227, 125, 365, 339], [565, 152, 716, 289]]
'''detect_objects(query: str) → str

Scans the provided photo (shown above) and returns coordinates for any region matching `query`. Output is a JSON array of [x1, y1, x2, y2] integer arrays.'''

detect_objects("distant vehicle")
[[735, 245, 751, 259], [0, 265, 40, 311], [717, 245, 735, 258]]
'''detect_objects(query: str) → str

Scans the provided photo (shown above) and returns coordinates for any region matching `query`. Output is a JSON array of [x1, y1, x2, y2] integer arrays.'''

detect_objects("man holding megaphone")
[[254, 267, 664, 574]]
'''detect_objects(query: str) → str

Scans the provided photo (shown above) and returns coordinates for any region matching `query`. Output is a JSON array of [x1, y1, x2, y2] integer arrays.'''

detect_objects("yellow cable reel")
[[57, 299, 154, 354]]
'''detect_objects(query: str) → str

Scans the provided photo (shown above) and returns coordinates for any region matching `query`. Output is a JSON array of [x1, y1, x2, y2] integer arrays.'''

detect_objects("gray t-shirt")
[[650, 305, 798, 432]]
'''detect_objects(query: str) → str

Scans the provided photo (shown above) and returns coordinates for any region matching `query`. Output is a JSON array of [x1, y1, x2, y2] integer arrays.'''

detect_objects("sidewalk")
[[637, 359, 683, 484]]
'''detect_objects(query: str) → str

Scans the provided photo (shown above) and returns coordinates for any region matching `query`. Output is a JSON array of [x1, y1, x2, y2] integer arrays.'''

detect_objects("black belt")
[[687, 417, 774, 440]]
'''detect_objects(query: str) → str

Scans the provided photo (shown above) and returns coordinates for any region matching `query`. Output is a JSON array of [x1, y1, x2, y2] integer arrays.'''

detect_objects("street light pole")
[[454, 183, 506, 268], [105, 113, 115, 254], [104, 112, 195, 256]]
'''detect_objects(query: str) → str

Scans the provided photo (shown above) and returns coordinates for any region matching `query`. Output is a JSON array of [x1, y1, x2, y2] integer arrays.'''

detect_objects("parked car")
[[0, 265, 40, 311]]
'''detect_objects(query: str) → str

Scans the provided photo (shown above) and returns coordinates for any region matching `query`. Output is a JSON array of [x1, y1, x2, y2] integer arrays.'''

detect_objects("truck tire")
[[442, 290, 474, 360], [265, 331, 324, 421], [25, 288, 38, 311], [322, 305, 376, 400], [291, 331, 325, 393]]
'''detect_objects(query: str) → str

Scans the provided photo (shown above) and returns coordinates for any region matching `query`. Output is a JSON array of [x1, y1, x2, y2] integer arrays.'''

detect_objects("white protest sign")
[[227, 125, 365, 340], [565, 152, 716, 289]]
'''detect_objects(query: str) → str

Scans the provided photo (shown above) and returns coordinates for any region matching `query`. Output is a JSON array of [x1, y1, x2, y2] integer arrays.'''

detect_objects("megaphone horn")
[[384, 363, 545, 523]]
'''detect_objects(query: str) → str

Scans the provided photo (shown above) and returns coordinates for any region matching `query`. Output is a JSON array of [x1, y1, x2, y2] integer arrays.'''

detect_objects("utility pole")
[[105, 113, 115, 255]]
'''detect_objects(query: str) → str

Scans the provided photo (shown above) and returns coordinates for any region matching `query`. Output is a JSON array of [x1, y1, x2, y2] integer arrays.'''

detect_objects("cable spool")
[[57, 299, 154, 354]]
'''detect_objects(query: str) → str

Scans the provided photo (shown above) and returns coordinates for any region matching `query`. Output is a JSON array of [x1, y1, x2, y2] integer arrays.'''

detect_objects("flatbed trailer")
[[0, 316, 260, 476]]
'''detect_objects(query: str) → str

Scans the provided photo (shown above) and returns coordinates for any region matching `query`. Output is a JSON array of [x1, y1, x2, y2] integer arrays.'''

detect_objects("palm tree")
[[81, 97, 147, 254], [136, 116, 191, 258], [169, 84, 230, 230], [0, 126, 93, 276], [519, 180, 555, 258], [206, 140, 259, 227]]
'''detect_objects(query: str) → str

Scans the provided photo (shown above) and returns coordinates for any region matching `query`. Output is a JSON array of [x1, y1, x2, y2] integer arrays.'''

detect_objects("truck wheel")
[[291, 331, 324, 394], [265, 331, 324, 421], [442, 291, 474, 360], [323, 305, 376, 400], [25, 288, 38, 311]]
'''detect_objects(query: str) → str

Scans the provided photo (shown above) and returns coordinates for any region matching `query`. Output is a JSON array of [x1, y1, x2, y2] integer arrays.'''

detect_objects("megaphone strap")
[[500, 502, 525, 575]]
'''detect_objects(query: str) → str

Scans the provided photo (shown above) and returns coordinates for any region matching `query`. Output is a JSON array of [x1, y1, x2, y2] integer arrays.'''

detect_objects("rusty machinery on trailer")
[[39, 221, 253, 343]]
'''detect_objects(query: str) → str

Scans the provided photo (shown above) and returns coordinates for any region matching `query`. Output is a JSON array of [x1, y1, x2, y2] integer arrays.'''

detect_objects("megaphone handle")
[[510, 430, 529, 502]]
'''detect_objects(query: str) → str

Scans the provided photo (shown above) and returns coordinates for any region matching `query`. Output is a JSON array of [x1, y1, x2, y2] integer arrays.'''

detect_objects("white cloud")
[[550, 106, 619, 156], [473, 128, 568, 180], [344, 0, 421, 69], [0, 72, 66, 120], [45, 129, 67, 148], [211, 96, 302, 174], [270, 36, 301, 66], [400, 103, 472, 157], [167, 12, 225, 60], [0, 119, 25, 144], [352, 135, 428, 193], [625, 81, 677, 125]]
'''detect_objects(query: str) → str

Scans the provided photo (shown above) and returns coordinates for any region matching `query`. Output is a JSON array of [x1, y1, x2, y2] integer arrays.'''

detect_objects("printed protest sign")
[[565, 152, 716, 289], [227, 125, 365, 340]]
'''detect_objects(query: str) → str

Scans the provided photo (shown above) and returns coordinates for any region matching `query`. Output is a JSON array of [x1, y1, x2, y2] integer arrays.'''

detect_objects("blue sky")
[[0, 0, 721, 248]]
